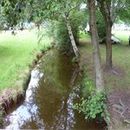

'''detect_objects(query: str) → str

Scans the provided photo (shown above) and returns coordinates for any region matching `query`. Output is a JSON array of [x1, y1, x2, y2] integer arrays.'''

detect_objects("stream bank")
[[79, 40, 130, 130], [0, 49, 47, 128], [3, 49, 106, 130]]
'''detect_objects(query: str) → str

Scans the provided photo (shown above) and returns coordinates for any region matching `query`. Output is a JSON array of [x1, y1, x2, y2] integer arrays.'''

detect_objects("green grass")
[[100, 44, 130, 91], [0, 29, 52, 90], [79, 31, 130, 93], [79, 31, 90, 41], [112, 30, 129, 45]]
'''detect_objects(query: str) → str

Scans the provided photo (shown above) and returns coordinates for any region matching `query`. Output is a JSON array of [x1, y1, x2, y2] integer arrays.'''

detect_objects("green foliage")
[[81, 74, 95, 97], [118, 8, 130, 23], [78, 8, 88, 32], [0, 0, 26, 27], [47, 11, 82, 52], [74, 73, 109, 121], [74, 92, 108, 120], [53, 20, 71, 51], [96, 10, 106, 39]]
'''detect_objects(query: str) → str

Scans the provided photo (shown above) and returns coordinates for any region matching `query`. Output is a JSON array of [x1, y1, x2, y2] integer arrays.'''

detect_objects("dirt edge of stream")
[[0, 48, 52, 128]]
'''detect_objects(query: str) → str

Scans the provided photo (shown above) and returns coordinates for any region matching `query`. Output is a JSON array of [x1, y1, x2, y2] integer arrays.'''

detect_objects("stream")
[[4, 49, 106, 130]]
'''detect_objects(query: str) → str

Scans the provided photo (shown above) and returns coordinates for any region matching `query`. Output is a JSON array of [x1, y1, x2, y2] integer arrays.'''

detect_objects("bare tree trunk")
[[99, 1, 113, 70], [87, 0, 104, 92], [65, 17, 80, 58], [106, 21, 112, 70]]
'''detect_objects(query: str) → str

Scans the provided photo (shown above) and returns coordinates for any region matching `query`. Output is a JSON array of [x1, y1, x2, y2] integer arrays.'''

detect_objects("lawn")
[[100, 43, 130, 91], [79, 30, 130, 93], [0, 29, 51, 90], [112, 30, 130, 45]]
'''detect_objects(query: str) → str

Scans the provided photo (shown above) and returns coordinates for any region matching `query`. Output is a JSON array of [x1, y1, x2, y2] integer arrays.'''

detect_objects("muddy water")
[[5, 50, 106, 130]]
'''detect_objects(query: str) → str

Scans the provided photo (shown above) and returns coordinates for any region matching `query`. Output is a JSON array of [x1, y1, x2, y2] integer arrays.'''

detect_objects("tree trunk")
[[106, 21, 112, 70], [99, 1, 113, 70], [87, 0, 104, 92], [65, 17, 80, 58]]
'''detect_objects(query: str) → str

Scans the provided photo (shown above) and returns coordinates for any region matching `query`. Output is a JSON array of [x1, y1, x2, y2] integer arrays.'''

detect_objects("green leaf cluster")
[[0, 0, 27, 27], [74, 92, 107, 120], [81, 74, 95, 97], [96, 10, 106, 39]]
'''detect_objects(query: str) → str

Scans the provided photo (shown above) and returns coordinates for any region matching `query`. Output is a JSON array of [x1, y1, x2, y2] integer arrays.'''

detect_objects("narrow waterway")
[[4, 49, 106, 130]]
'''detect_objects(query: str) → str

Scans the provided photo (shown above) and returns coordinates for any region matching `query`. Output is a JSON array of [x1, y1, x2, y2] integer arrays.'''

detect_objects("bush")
[[74, 72, 110, 123], [81, 74, 94, 97], [54, 20, 72, 51], [47, 10, 85, 53], [74, 92, 108, 120]]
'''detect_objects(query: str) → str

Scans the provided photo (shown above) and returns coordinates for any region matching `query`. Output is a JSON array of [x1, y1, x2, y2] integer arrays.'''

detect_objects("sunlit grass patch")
[[112, 30, 130, 45], [0, 29, 51, 90]]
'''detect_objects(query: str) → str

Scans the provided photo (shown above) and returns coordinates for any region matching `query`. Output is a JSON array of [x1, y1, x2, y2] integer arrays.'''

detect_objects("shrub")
[[74, 72, 110, 123], [47, 10, 85, 53], [74, 92, 108, 120], [80, 72, 94, 97]]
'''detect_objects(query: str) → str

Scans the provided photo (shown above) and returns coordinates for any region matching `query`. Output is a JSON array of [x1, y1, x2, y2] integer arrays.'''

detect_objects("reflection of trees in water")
[[35, 51, 80, 130], [36, 81, 80, 130], [53, 98, 74, 130], [52, 86, 80, 130], [5, 52, 80, 130], [41, 50, 73, 90], [5, 69, 44, 129], [56, 52, 73, 88]]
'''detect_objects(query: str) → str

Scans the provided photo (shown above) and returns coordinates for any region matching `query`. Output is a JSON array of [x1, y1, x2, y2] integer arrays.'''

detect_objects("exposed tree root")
[[112, 98, 130, 124]]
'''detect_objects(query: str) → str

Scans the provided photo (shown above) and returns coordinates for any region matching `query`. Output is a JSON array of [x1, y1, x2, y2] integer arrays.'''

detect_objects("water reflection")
[[5, 69, 43, 130], [29, 82, 80, 130], [4, 50, 106, 130]]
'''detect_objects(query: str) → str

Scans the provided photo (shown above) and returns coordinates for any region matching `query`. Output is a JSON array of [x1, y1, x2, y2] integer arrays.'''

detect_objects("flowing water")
[[4, 49, 106, 130]]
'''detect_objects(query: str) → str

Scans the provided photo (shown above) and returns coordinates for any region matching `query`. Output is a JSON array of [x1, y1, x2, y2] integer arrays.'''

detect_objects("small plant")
[[81, 73, 95, 97], [74, 92, 109, 121]]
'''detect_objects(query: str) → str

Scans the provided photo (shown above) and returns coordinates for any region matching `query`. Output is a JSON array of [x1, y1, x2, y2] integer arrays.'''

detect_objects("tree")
[[117, 0, 130, 23], [65, 15, 80, 57], [97, 0, 127, 70], [0, 0, 26, 28], [87, 0, 104, 92], [47, 0, 81, 58], [96, 10, 106, 39], [111, 0, 127, 23], [0, 0, 83, 57], [25, 0, 82, 57], [97, 0, 113, 70]]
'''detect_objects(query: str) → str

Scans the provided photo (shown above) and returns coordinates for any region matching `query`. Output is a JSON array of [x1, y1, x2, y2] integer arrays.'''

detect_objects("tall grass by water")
[[0, 29, 51, 90]]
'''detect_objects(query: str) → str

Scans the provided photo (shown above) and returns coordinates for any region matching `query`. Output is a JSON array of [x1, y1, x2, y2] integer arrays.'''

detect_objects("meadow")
[[79, 30, 130, 93], [0, 29, 51, 90]]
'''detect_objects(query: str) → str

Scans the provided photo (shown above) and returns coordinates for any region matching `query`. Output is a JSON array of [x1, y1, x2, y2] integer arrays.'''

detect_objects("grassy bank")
[[78, 31, 130, 129], [79, 30, 130, 93], [0, 29, 51, 90]]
